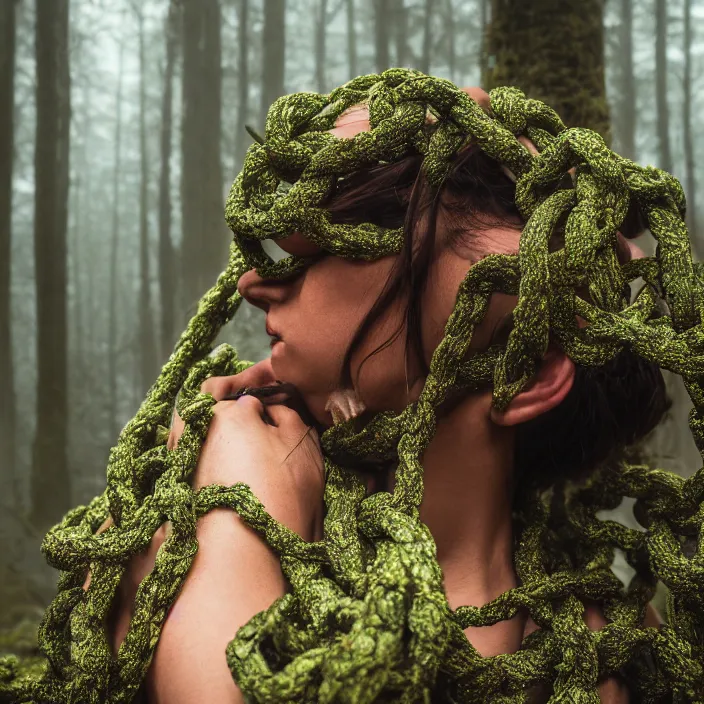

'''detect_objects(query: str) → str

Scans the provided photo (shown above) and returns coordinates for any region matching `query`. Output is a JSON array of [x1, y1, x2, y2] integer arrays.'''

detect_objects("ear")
[[489, 343, 575, 426]]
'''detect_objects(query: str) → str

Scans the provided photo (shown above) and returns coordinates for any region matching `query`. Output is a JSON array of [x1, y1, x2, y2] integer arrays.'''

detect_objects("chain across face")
[[225, 72, 515, 274], [227, 68, 693, 424], [6, 70, 704, 704]]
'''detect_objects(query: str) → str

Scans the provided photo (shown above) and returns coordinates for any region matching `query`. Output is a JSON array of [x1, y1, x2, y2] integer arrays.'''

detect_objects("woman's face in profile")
[[236, 105, 521, 428], [237, 247, 414, 427]]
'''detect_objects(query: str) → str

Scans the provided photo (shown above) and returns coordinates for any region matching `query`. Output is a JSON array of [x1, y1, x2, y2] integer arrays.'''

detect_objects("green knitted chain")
[[2, 68, 704, 703]]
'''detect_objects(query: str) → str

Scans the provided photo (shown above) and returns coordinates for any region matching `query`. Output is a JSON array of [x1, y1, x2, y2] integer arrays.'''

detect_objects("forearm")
[[146, 508, 288, 704]]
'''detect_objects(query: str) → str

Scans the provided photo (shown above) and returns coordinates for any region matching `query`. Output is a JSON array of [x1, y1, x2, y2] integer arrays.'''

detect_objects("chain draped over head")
[[2, 68, 704, 703]]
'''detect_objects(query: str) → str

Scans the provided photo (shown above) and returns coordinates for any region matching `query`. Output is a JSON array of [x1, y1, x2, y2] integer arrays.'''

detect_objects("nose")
[[237, 268, 289, 312]]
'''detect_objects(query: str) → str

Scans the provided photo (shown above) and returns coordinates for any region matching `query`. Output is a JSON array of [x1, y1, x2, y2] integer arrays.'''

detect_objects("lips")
[[265, 320, 282, 346]]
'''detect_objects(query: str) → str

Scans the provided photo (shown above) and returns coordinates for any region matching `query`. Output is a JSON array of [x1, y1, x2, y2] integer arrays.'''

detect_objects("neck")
[[389, 390, 517, 611]]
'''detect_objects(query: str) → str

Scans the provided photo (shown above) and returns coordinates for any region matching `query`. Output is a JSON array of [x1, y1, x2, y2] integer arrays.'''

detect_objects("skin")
[[98, 363, 325, 704], [93, 88, 659, 703]]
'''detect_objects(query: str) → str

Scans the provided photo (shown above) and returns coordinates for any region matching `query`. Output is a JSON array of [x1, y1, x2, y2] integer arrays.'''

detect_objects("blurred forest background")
[[1, 0, 703, 656]]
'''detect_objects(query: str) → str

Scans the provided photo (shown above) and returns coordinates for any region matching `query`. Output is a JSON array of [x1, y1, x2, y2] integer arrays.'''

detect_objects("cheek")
[[304, 259, 391, 352], [419, 255, 470, 361], [422, 252, 519, 356], [272, 257, 397, 399], [352, 314, 412, 413]]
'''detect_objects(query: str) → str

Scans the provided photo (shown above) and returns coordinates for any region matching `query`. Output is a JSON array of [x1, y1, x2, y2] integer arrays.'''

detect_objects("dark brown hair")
[[320, 144, 671, 490]]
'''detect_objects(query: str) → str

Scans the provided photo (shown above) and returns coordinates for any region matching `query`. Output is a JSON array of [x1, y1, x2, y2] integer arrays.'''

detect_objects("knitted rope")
[[2, 68, 703, 703]]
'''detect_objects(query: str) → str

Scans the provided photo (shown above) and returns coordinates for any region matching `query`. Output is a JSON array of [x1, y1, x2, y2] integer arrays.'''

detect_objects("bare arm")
[[83, 361, 324, 703], [83, 506, 293, 703], [145, 375, 324, 703], [145, 508, 291, 704]]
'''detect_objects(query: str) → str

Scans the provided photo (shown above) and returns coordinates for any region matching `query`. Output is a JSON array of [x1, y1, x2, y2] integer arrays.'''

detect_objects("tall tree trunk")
[[69, 17, 91, 384], [259, 0, 285, 129], [392, 0, 408, 67], [346, 0, 357, 78], [682, 0, 696, 239], [158, 0, 179, 365], [420, 0, 431, 74], [234, 0, 249, 167], [486, 0, 609, 139], [479, 0, 490, 86], [69, 126, 83, 385], [137, 7, 157, 396], [31, 0, 71, 530], [73, 74, 91, 389], [315, 0, 328, 93], [374, 0, 391, 73], [0, 0, 17, 496], [616, 0, 636, 160], [444, 0, 456, 82], [108, 39, 125, 440], [181, 0, 226, 317], [655, 0, 672, 172]]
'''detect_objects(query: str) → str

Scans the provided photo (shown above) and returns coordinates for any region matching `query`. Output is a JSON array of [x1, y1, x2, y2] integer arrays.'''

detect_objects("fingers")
[[200, 358, 276, 400], [222, 393, 267, 421], [167, 359, 277, 450], [205, 394, 273, 439], [167, 359, 315, 449], [266, 402, 316, 437], [216, 395, 315, 442]]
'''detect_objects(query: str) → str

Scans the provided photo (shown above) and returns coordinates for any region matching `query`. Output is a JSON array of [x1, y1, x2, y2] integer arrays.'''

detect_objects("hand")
[[95, 360, 325, 658], [144, 360, 326, 702], [168, 357, 278, 450], [169, 359, 325, 542]]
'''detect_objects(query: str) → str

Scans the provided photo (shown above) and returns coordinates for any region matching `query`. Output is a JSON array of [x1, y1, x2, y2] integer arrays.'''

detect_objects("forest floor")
[[0, 562, 51, 682]]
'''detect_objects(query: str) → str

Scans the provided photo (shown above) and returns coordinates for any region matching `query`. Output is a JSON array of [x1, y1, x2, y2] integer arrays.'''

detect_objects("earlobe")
[[489, 344, 575, 426]]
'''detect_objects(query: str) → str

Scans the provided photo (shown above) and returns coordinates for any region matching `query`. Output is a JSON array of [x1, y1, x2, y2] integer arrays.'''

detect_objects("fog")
[[0, 0, 701, 656]]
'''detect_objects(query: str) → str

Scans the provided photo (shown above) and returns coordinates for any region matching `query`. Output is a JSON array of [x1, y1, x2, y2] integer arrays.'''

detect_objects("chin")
[[270, 357, 336, 430], [300, 390, 337, 430]]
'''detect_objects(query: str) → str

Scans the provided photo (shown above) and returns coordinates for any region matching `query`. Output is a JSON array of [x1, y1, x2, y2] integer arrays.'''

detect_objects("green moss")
[[0, 620, 41, 658], [3, 70, 703, 702], [486, 0, 611, 141]]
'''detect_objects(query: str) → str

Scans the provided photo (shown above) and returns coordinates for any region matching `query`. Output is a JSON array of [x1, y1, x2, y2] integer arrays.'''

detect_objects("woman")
[[10, 71, 701, 704], [111, 87, 667, 703]]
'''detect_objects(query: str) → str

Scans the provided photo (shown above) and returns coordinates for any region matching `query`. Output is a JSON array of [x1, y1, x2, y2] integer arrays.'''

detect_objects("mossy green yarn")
[[2, 68, 704, 702]]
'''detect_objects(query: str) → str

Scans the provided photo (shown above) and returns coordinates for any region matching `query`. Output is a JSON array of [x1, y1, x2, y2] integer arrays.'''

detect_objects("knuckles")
[[210, 399, 243, 420], [200, 375, 230, 398], [172, 377, 326, 505], [162, 377, 326, 542]]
